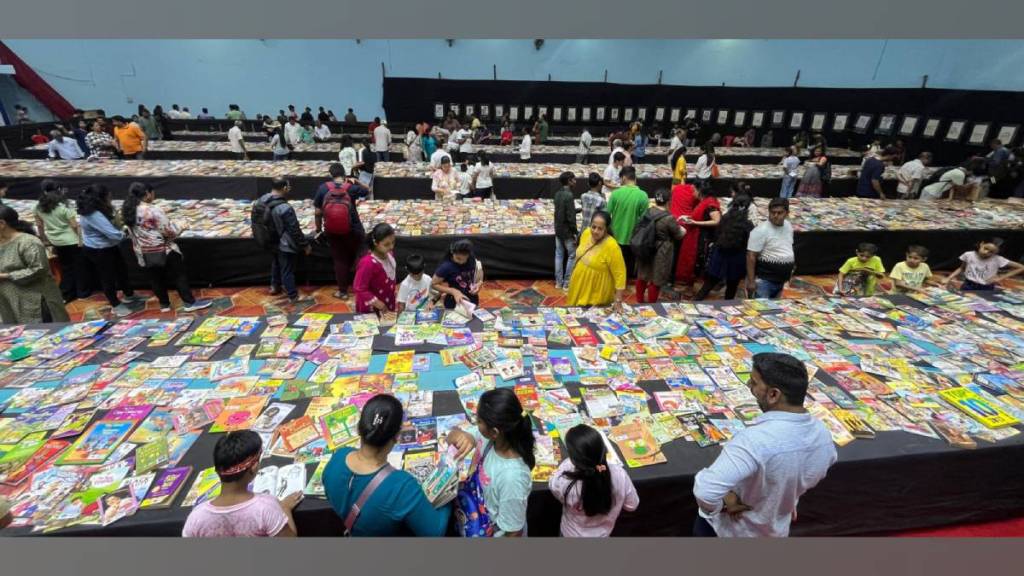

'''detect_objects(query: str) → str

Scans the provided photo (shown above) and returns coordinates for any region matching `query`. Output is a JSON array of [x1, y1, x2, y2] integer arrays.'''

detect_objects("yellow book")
[[939, 388, 1020, 429]]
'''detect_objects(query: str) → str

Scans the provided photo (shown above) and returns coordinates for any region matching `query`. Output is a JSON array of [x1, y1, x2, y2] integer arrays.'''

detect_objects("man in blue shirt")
[[47, 130, 85, 160], [856, 148, 894, 199]]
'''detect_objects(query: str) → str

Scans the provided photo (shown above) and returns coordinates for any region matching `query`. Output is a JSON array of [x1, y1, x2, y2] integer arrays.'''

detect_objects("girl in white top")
[[519, 129, 532, 161], [470, 151, 495, 199], [406, 129, 423, 163], [694, 144, 716, 181]]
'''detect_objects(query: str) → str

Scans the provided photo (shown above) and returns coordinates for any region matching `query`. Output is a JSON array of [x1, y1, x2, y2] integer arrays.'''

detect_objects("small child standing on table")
[[942, 237, 1024, 291], [548, 424, 639, 537], [182, 431, 301, 537], [835, 243, 887, 297], [397, 254, 433, 312], [889, 245, 934, 293]]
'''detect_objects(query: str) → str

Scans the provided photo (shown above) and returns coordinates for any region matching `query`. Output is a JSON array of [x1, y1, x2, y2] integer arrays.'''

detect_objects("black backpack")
[[251, 196, 286, 250], [630, 211, 669, 262]]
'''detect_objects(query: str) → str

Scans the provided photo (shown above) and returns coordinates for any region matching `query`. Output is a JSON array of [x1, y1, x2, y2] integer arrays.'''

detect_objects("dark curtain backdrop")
[[383, 78, 1024, 165]]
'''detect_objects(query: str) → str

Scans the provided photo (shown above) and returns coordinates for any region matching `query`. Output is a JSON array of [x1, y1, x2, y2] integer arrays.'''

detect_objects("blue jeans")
[[273, 152, 289, 161], [271, 251, 298, 300], [555, 236, 577, 288], [780, 175, 796, 198], [755, 278, 785, 299], [376, 151, 390, 162]]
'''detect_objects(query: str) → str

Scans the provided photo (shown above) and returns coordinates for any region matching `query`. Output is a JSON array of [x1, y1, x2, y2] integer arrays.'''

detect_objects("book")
[[253, 463, 307, 498], [319, 405, 360, 450], [938, 387, 1020, 429], [127, 408, 175, 445], [140, 466, 193, 509], [608, 420, 666, 468], [209, 396, 268, 433], [384, 350, 415, 374], [304, 460, 329, 498], [134, 436, 170, 475], [58, 420, 136, 465], [181, 466, 222, 507], [251, 403, 296, 433], [278, 416, 321, 452]]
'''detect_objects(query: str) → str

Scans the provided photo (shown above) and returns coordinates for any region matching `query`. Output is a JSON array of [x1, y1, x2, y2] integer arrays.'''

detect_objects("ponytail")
[[561, 425, 613, 516], [477, 388, 536, 470], [122, 181, 151, 229]]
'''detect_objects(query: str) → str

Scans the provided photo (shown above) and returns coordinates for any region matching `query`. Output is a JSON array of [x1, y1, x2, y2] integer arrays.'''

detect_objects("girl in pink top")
[[548, 424, 639, 537], [353, 223, 397, 314]]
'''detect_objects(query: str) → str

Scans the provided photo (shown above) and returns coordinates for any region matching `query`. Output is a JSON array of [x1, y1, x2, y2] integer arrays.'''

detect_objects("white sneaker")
[[182, 299, 213, 312], [113, 304, 135, 317]]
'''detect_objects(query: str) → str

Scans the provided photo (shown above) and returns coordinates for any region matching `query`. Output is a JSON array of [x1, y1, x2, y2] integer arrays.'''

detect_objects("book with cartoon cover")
[[181, 466, 222, 507], [209, 396, 268, 433], [58, 420, 135, 465], [608, 420, 666, 468], [319, 405, 360, 450], [140, 466, 193, 509], [278, 416, 322, 452]]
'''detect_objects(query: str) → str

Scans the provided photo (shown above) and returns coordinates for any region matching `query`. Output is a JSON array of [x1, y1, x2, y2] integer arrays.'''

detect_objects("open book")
[[252, 464, 306, 499]]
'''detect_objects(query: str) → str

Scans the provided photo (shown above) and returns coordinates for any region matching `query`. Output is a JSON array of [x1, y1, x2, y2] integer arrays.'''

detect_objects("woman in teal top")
[[322, 394, 451, 536]]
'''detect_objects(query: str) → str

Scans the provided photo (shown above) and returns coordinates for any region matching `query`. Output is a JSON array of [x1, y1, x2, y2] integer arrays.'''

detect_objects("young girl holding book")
[[548, 424, 639, 537], [353, 223, 397, 314], [182, 431, 300, 537], [448, 388, 535, 537]]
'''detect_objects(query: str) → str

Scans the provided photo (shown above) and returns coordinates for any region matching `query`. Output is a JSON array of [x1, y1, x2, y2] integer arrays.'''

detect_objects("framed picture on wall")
[[733, 111, 747, 127], [567, 107, 577, 122], [945, 119, 966, 142], [583, 107, 593, 122], [655, 107, 665, 122], [434, 103, 445, 119], [637, 107, 647, 121], [449, 104, 460, 116], [997, 124, 1019, 146], [596, 107, 606, 121], [831, 113, 849, 132], [610, 108, 620, 121], [686, 109, 698, 121], [810, 112, 827, 132], [494, 105, 504, 119], [789, 111, 805, 130], [509, 106, 519, 122], [967, 122, 991, 146], [538, 106, 549, 120], [465, 104, 475, 118], [897, 115, 920, 137], [669, 108, 681, 123], [852, 114, 873, 134], [552, 107, 563, 122], [875, 114, 896, 135], [751, 111, 766, 128], [771, 110, 786, 128], [623, 108, 634, 122], [701, 109, 714, 123], [922, 118, 941, 138], [523, 106, 534, 121], [716, 110, 729, 125], [480, 104, 491, 119]]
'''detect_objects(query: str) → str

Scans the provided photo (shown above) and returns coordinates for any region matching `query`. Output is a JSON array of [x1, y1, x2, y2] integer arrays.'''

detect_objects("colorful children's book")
[[384, 350, 415, 374], [252, 402, 296, 433], [938, 387, 1020, 429], [278, 416, 321, 452], [134, 436, 170, 475], [608, 420, 666, 468], [140, 466, 193, 509], [209, 396, 268, 433], [181, 466, 222, 507], [252, 463, 306, 499], [58, 420, 136, 465], [127, 409, 175, 445], [320, 405, 360, 450]]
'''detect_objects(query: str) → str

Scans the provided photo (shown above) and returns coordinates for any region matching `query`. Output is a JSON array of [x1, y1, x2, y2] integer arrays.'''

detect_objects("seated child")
[[836, 243, 886, 297], [182, 431, 301, 537], [889, 245, 933, 293], [942, 237, 1024, 291], [398, 254, 433, 312]]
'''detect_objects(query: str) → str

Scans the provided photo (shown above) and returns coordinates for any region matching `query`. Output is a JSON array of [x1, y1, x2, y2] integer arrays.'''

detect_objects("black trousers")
[[619, 244, 636, 279], [144, 251, 195, 308], [83, 245, 134, 307], [53, 244, 91, 301], [692, 516, 718, 537], [693, 275, 742, 301]]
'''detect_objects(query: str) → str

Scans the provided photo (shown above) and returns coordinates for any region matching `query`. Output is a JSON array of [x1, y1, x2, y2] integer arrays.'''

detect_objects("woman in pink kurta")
[[353, 223, 397, 314]]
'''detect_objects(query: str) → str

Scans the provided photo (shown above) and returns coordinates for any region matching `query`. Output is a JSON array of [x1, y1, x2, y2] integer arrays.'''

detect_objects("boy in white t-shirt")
[[889, 245, 933, 293], [398, 254, 434, 312]]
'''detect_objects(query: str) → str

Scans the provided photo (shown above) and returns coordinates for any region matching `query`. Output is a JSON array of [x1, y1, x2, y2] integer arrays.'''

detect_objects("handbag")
[[710, 162, 721, 179], [343, 464, 394, 536], [454, 443, 494, 537]]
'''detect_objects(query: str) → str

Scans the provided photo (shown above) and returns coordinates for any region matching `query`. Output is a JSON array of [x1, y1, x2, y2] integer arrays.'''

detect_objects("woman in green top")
[[299, 124, 316, 145], [448, 388, 536, 537], [322, 394, 452, 536], [33, 181, 88, 303], [0, 205, 69, 324]]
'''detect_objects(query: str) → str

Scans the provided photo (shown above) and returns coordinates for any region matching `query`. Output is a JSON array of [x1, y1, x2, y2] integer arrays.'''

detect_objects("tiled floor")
[[63, 274, 1024, 322]]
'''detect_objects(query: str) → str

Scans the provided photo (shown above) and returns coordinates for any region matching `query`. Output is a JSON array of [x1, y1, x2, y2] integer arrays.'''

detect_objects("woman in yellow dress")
[[566, 211, 627, 307], [670, 147, 688, 185]]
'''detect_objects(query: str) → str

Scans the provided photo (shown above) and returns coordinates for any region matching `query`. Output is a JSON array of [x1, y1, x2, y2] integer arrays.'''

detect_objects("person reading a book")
[[353, 223, 397, 315], [182, 431, 300, 537], [888, 245, 934, 293], [566, 211, 627, 308], [432, 239, 483, 311], [942, 237, 1024, 291], [448, 388, 535, 537], [835, 242, 886, 297], [692, 353, 837, 537], [322, 394, 452, 536], [549, 424, 639, 537]]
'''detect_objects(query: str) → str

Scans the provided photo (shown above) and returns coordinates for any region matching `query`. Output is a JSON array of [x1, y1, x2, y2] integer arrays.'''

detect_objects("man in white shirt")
[[602, 152, 625, 196], [180, 107, 193, 119], [227, 121, 248, 160], [692, 352, 837, 537], [314, 121, 332, 142], [519, 128, 532, 162], [284, 118, 303, 148], [576, 128, 593, 164], [430, 141, 452, 169], [746, 198, 795, 299], [608, 139, 625, 166], [373, 121, 392, 162], [457, 127, 474, 161], [896, 152, 932, 198], [919, 165, 975, 201], [167, 105, 185, 119]]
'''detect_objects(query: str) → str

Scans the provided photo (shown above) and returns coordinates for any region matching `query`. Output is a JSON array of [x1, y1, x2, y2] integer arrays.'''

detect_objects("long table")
[[4, 294, 1024, 537]]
